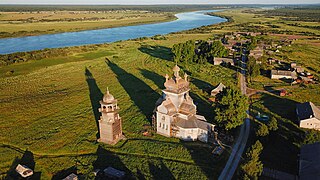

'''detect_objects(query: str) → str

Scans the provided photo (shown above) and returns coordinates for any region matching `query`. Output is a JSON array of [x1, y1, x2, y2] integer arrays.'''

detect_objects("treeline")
[[257, 7, 320, 22], [0, 44, 103, 66], [0, 5, 231, 13], [172, 40, 229, 64]]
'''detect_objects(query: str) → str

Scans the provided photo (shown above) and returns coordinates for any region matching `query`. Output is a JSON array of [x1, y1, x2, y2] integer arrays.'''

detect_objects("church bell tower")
[[98, 88, 123, 145]]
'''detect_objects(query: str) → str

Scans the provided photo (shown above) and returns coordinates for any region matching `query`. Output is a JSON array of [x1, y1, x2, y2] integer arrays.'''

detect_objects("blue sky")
[[0, 0, 319, 4]]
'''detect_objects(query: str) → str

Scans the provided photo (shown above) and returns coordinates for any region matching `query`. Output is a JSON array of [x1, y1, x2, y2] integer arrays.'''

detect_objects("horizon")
[[1, 1, 320, 5]]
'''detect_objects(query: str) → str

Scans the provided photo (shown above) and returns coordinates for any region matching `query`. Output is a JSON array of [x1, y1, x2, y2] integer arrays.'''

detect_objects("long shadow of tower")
[[105, 60, 159, 124], [85, 67, 103, 139]]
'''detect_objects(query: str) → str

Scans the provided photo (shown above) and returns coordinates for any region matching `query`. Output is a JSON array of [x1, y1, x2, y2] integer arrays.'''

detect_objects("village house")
[[15, 164, 33, 178], [211, 83, 226, 97], [249, 47, 263, 60], [299, 142, 320, 180], [98, 88, 123, 145], [271, 70, 297, 80], [291, 62, 304, 73], [155, 65, 215, 142], [213, 57, 235, 66], [296, 102, 320, 131], [63, 173, 78, 180]]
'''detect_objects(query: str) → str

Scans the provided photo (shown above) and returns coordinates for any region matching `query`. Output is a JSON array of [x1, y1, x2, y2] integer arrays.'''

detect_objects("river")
[[0, 10, 226, 54]]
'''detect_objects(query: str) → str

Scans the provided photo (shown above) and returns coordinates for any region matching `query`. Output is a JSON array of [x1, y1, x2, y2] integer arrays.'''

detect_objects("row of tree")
[[172, 40, 229, 64]]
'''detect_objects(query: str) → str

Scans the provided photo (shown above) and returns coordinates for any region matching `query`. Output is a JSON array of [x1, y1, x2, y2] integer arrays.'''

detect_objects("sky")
[[0, 0, 319, 4]]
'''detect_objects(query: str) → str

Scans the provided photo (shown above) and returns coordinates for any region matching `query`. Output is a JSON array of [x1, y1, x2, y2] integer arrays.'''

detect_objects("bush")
[[256, 123, 269, 137]]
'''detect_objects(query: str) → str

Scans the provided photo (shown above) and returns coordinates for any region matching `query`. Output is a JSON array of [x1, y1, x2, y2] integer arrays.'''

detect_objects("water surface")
[[0, 10, 226, 54]]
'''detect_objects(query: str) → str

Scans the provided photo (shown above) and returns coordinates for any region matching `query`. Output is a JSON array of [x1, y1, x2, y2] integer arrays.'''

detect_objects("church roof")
[[179, 99, 196, 115], [164, 65, 190, 93], [175, 116, 211, 131], [162, 98, 177, 115]]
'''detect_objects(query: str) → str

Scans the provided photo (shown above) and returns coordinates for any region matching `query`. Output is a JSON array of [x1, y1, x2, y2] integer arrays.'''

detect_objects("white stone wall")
[[156, 112, 172, 136], [300, 118, 320, 130], [271, 74, 293, 79], [176, 128, 202, 141]]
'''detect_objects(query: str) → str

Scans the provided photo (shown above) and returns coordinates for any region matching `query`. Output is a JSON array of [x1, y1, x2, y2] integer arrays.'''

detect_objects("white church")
[[155, 65, 215, 142]]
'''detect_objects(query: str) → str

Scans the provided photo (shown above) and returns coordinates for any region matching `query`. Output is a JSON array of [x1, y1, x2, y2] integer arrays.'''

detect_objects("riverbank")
[[0, 11, 177, 39], [0, 10, 226, 54]]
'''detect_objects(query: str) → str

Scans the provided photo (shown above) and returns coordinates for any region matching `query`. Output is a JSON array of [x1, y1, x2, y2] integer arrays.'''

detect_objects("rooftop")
[[296, 102, 320, 121], [299, 142, 320, 180]]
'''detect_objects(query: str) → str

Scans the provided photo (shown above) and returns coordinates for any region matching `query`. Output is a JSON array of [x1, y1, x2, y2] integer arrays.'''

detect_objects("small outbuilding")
[[213, 57, 234, 66], [104, 167, 125, 179], [15, 164, 33, 178], [296, 102, 320, 131], [211, 83, 226, 97], [63, 173, 78, 180], [271, 70, 297, 80]]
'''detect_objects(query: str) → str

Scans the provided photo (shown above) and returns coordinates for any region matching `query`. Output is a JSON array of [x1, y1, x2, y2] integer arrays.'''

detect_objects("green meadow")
[[0, 34, 236, 179]]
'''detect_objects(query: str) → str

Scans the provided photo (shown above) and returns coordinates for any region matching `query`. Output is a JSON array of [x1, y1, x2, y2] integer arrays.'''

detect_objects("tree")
[[303, 129, 320, 145], [247, 56, 260, 80], [172, 43, 182, 63], [214, 86, 249, 130], [241, 140, 264, 180], [268, 117, 278, 131], [256, 123, 269, 137]]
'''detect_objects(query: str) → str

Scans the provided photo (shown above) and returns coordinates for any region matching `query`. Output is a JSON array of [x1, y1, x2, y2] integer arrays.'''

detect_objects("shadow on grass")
[[52, 166, 77, 180], [85, 67, 103, 139], [93, 145, 132, 178], [138, 45, 173, 61], [189, 92, 214, 123], [148, 161, 175, 180], [260, 93, 297, 120], [251, 93, 305, 174], [181, 141, 224, 179], [191, 78, 213, 95], [139, 69, 165, 90], [6, 150, 41, 180], [106, 60, 159, 124]]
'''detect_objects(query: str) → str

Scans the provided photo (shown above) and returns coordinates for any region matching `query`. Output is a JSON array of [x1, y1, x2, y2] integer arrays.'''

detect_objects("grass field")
[[0, 33, 236, 179], [211, 9, 320, 36], [0, 10, 175, 38], [0, 7, 319, 179]]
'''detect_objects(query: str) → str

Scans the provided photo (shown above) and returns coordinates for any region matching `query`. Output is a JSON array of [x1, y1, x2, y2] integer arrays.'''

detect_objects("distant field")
[[210, 8, 320, 36], [0, 10, 175, 38]]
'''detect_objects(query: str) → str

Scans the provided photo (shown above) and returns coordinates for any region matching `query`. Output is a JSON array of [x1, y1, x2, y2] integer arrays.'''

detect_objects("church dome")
[[173, 65, 180, 72], [103, 88, 115, 103], [164, 65, 190, 93]]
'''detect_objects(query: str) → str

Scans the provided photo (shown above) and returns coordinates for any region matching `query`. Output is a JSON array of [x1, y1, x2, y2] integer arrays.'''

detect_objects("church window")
[[166, 125, 168, 130], [162, 116, 165, 121], [159, 123, 161, 127], [103, 106, 106, 109]]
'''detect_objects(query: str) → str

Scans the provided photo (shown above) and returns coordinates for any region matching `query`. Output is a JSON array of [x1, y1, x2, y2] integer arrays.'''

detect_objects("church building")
[[155, 65, 215, 142], [98, 88, 123, 145]]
